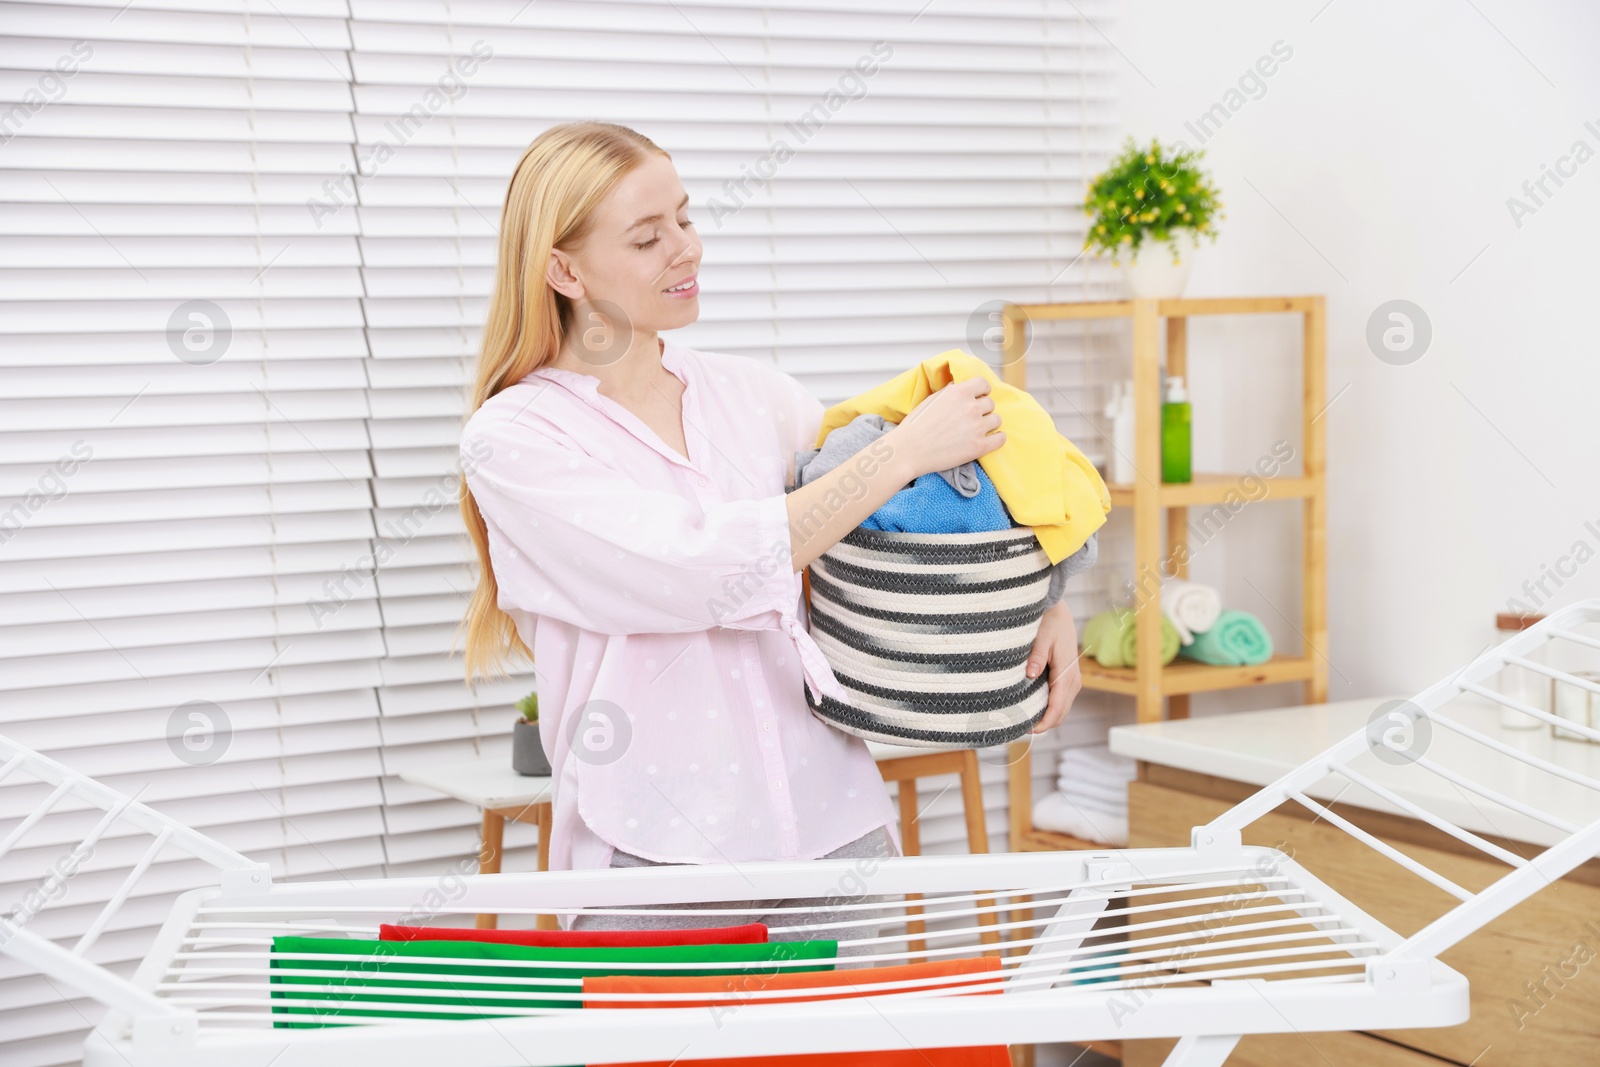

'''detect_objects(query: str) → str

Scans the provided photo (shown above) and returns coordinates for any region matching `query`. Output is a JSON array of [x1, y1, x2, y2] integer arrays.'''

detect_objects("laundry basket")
[[802, 524, 1056, 748]]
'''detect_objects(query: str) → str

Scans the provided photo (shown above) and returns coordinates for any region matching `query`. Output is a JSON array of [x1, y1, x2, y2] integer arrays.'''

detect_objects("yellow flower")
[[1135, 189, 1145, 199]]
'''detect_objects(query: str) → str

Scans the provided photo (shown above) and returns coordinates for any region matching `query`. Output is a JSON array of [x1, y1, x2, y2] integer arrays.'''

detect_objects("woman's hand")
[[884, 377, 1005, 480], [1024, 601, 1083, 733]]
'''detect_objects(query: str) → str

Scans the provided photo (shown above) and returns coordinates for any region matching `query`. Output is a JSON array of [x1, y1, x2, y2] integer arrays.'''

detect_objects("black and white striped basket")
[[802, 525, 1053, 749]]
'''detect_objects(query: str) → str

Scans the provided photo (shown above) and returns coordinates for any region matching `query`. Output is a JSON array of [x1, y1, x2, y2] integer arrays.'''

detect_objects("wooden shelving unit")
[[999, 295, 1329, 724]]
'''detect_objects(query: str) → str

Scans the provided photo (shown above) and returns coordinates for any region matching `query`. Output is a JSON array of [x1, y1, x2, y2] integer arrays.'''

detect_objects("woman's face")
[[548, 152, 701, 357]]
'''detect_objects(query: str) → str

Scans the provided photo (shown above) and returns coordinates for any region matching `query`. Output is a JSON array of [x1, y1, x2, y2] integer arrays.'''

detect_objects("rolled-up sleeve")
[[461, 412, 799, 638]]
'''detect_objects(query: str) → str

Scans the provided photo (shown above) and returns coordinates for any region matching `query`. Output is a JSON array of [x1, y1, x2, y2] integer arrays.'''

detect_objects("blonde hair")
[[455, 120, 670, 683]]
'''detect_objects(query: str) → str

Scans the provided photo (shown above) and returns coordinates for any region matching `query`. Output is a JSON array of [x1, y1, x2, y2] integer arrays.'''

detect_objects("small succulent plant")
[[515, 691, 539, 723]]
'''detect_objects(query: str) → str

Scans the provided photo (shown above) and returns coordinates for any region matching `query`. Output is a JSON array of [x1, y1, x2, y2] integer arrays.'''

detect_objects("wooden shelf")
[[1080, 652, 1317, 697], [1004, 294, 1319, 322], [999, 294, 1328, 724], [1104, 472, 1316, 509]]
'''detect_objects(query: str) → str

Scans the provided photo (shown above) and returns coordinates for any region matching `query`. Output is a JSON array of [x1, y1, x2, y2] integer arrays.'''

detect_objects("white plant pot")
[[1121, 232, 1198, 299]]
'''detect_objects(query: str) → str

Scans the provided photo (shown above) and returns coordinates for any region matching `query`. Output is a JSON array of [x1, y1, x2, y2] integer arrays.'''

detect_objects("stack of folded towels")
[[1030, 743, 1138, 847], [1079, 576, 1274, 668]]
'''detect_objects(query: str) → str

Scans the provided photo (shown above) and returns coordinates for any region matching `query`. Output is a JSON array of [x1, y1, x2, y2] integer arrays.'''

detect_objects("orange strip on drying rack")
[[582, 954, 1011, 1067]]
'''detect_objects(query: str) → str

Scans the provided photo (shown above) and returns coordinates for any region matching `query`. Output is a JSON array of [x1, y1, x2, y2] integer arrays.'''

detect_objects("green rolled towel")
[[1080, 608, 1180, 668], [1177, 609, 1273, 666]]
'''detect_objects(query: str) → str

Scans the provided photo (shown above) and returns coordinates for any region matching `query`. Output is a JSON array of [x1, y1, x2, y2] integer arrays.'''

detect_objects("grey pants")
[[568, 824, 897, 966]]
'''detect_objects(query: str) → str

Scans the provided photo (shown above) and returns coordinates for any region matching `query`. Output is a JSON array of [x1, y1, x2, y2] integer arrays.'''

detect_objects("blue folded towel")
[[861, 463, 1012, 533]]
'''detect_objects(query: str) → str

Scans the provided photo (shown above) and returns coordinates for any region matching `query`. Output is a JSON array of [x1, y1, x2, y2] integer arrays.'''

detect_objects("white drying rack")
[[2, 601, 1599, 1067]]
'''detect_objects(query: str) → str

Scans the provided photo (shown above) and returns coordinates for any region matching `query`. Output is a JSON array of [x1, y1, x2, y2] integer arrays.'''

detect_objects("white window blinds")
[[0, 2, 1118, 1063]]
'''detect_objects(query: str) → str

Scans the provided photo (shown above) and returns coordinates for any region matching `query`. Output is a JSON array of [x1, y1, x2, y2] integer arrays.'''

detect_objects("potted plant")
[[512, 691, 551, 777], [1084, 136, 1223, 299]]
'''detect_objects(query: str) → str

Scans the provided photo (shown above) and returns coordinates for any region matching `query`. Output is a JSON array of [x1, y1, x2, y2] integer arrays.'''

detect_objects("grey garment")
[[568, 825, 897, 968], [794, 413, 1099, 610], [793, 413, 980, 498], [1042, 529, 1099, 611]]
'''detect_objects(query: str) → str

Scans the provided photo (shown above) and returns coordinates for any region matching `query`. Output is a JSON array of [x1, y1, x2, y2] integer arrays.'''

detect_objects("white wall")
[[1107, 0, 1600, 710]]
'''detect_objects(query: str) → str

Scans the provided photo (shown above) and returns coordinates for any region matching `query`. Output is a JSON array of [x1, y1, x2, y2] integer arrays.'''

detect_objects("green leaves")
[[515, 691, 539, 722], [1083, 137, 1223, 263]]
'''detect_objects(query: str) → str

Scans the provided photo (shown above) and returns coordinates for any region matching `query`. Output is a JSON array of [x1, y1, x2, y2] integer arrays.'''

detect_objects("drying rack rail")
[[1, 600, 1597, 1067]]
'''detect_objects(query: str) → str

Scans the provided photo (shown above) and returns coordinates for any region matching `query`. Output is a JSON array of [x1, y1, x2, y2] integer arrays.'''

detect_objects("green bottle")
[[1161, 375, 1191, 483]]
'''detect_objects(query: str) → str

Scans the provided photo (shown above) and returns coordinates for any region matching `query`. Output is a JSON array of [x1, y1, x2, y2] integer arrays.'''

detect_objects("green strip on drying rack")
[[268, 935, 839, 1028]]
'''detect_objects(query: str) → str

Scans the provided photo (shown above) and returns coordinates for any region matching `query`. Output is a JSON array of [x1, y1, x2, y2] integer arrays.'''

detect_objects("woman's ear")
[[546, 247, 584, 301]]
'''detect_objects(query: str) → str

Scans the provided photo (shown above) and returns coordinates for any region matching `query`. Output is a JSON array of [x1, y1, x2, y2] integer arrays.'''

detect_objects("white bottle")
[[1105, 380, 1137, 485]]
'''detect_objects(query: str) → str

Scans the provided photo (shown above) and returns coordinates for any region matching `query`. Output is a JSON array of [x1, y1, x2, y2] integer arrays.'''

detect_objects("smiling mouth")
[[663, 277, 697, 293]]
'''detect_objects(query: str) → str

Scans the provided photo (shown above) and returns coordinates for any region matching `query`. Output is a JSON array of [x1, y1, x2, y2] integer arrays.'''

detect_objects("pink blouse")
[[460, 337, 902, 871]]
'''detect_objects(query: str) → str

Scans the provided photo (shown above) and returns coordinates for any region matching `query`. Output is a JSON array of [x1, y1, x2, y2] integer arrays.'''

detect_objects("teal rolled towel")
[[1177, 610, 1273, 666]]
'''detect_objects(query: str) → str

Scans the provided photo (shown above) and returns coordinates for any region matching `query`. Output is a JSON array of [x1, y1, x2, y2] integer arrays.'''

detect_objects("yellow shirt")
[[816, 349, 1111, 565]]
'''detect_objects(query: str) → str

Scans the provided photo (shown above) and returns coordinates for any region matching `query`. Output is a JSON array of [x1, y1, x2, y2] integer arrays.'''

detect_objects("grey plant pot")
[[512, 718, 551, 777]]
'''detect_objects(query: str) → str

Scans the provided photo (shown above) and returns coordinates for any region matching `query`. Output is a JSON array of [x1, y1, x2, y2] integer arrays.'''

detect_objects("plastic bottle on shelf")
[[1104, 380, 1137, 486], [1161, 375, 1192, 484]]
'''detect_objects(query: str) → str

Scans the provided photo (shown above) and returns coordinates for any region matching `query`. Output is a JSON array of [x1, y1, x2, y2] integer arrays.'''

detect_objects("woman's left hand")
[[1024, 601, 1084, 734]]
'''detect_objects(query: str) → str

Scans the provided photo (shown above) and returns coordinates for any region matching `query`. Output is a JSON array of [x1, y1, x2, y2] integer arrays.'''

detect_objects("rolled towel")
[[1031, 792, 1128, 847], [1159, 577, 1221, 646], [1176, 609, 1274, 666], [1080, 608, 1180, 668]]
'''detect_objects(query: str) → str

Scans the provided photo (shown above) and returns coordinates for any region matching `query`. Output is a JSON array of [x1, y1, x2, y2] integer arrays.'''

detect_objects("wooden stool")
[[398, 757, 557, 931], [866, 741, 1003, 957]]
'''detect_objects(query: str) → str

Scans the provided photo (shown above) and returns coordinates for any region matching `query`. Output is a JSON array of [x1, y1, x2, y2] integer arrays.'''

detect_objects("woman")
[[456, 121, 1084, 937]]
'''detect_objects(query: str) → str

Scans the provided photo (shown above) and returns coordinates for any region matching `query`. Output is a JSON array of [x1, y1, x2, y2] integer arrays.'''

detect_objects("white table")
[[399, 758, 556, 930], [1108, 694, 1600, 848]]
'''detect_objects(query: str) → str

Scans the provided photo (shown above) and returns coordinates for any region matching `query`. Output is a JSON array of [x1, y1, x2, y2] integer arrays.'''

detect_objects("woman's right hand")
[[884, 376, 1005, 479]]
